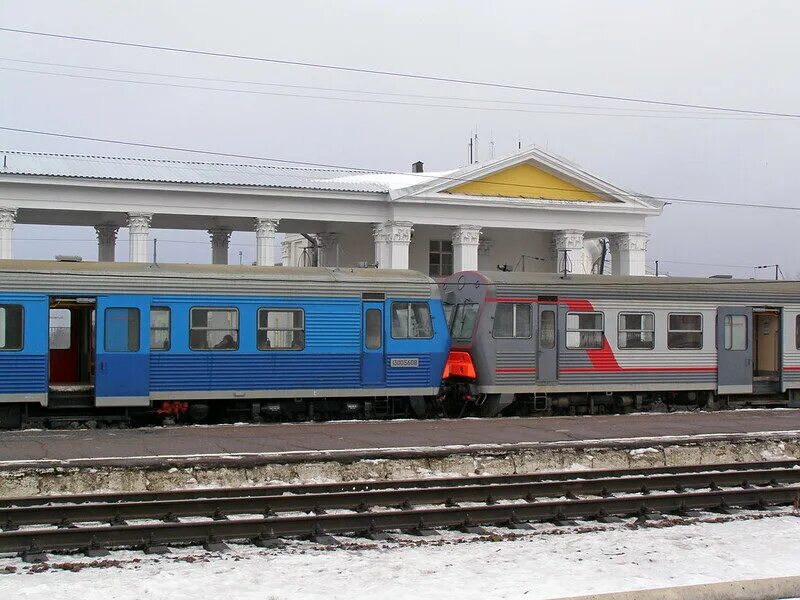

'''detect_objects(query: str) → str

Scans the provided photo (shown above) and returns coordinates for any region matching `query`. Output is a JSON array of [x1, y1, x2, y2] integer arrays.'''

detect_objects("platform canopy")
[[0, 146, 663, 276]]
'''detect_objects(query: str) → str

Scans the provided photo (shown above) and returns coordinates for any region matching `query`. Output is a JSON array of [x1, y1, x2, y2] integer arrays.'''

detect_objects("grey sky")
[[1, 0, 799, 276]]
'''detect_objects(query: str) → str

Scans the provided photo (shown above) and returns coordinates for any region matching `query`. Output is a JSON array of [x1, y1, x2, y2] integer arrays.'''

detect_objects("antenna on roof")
[[517, 132, 522, 150], [490, 131, 495, 159], [467, 135, 473, 165]]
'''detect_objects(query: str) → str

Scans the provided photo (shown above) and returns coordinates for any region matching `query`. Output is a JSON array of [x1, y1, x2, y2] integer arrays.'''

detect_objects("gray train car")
[[439, 271, 800, 416]]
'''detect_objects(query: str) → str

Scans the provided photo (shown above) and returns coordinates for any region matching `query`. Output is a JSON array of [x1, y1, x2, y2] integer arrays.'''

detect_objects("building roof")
[[0, 147, 661, 210], [0, 150, 451, 194]]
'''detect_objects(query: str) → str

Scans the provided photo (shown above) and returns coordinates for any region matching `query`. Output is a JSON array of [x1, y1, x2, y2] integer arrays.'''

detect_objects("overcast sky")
[[1, 0, 799, 276]]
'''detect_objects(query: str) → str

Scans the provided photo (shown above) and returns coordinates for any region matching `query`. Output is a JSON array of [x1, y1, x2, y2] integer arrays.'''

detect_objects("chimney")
[[411, 161, 424, 173]]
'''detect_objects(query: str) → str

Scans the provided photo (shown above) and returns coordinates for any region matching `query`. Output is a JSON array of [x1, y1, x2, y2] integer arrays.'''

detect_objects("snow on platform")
[[2, 514, 799, 600]]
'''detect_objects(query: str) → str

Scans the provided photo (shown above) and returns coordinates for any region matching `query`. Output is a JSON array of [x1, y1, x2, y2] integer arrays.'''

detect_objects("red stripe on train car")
[[560, 366, 717, 373]]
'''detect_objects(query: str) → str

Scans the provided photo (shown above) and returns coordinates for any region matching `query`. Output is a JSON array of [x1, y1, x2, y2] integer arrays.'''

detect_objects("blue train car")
[[0, 260, 449, 428]]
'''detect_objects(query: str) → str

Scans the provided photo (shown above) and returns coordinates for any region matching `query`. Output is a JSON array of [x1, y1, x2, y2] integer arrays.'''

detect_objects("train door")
[[361, 302, 385, 387], [716, 307, 753, 394], [753, 308, 781, 393], [537, 301, 558, 383], [95, 296, 150, 406], [48, 297, 95, 394]]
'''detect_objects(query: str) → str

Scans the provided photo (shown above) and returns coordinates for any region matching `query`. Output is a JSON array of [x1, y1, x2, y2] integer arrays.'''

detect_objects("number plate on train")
[[390, 357, 419, 368]]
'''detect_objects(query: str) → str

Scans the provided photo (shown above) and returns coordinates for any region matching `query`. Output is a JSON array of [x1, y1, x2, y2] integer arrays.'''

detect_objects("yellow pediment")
[[446, 163, 602, 202]]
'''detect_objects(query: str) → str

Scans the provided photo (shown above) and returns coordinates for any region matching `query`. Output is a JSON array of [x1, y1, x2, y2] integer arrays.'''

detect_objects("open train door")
[[716, 306, 753, 394], [95, 295, 150, 407]]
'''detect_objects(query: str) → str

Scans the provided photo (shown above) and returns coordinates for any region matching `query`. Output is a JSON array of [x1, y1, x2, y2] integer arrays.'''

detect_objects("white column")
[[0, 207, 17, 260], [316, 233, 339, 267], [95, 225, 118, 262], [451, 225, 482, 273], [126, 213, 152, 263], [254, 218, 280, 266], [609, 232, 649, 276], [373, 221, 412, 269], [552, 229, 586, 274], [208, 228, 231, 265], [281, 239, 292, 266]]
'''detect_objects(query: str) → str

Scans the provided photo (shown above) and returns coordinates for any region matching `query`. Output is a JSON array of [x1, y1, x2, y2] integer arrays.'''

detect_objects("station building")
[[0, 147, 663, 275]]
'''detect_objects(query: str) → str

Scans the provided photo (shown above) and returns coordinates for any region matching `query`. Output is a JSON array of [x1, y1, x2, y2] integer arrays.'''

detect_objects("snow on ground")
[[2, 514, 799, 600]]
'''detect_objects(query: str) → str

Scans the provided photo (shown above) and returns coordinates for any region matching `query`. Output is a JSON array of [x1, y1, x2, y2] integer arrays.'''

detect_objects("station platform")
[[1, 409, 799, 470]]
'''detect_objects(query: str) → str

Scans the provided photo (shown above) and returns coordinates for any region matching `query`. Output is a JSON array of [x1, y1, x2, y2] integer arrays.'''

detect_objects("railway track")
[[1, 459, 799, 561]]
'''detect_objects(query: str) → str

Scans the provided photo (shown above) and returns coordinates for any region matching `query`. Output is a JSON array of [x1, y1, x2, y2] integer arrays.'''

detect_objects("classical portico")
[[0, 147, 663, 275]]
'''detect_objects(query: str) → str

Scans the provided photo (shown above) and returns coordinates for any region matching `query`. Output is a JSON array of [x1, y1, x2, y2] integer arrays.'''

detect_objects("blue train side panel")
[[0, 293, 48, 402], [149, 296, 362, 393]]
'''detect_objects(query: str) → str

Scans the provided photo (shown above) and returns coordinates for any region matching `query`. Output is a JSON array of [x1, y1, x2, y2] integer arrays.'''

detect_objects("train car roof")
[[0, 259, 431, 282], [0, 259, 437, 297], [440, 270, 800, 299]]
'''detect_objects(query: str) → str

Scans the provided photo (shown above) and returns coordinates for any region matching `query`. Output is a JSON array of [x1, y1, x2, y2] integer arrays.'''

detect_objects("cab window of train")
[[618, 312, 655, 350], [566, 312, 604, 349], [257, 309, 305, 350], [443, 303, 455, 328], [493, 303, 532, 338], [667, 313, 703, 349], [451, 302, 478, 339], [391, 302, 433, 339], [150, 307, 171, 351], [104, 308, 140, 352], [0, 304, 23, 350], [189, 308, 239, 350]]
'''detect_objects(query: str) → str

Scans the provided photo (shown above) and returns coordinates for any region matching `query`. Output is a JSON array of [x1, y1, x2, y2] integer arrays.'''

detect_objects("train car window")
[[723, 315, 747, 350], [796, 316, 800, 350], [104, 308, 140, 352], [667, 313, 703, 349], [0, 304, 23, 350], [539, 310, 556, 349], [566, 312, 604, 349], [190, 308, 239, 351], [150, 307, 171, 351], [493, 303, 532, 338], [391, 302, 434, 339], [49, 308, 72, 350], [618, 312, 655, 350], [257, 309, 305, 350], [450, 303, 479, 339], [365, 309, 382, 349]]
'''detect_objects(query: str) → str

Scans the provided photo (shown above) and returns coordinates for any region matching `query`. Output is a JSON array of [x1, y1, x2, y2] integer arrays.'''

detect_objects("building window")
[[365, 309, 382, 350], [49, 308, 71, 350], [668, 313, 702, 349], [618, 312, 655, 350], [150, 307, 171, 351], [104, 308, 140, 352], [493, 303, 532, 338], [0, 304, 23, 351], [450, 303, 479, 339], [429, 240, 453, 277], [190, 308, 239, 350], [391, 302, 433, 339], [724, 314, 747, 351], [258, 309, 305, 350], [566, 312, 604, 349]]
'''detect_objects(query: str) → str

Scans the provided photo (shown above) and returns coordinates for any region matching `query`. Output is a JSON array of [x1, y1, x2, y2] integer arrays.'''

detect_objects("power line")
[[3, 124, 800, 213], [0, 26, 797, 119], [0, 58, 784, 121], [8, 65, 774, 122]]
